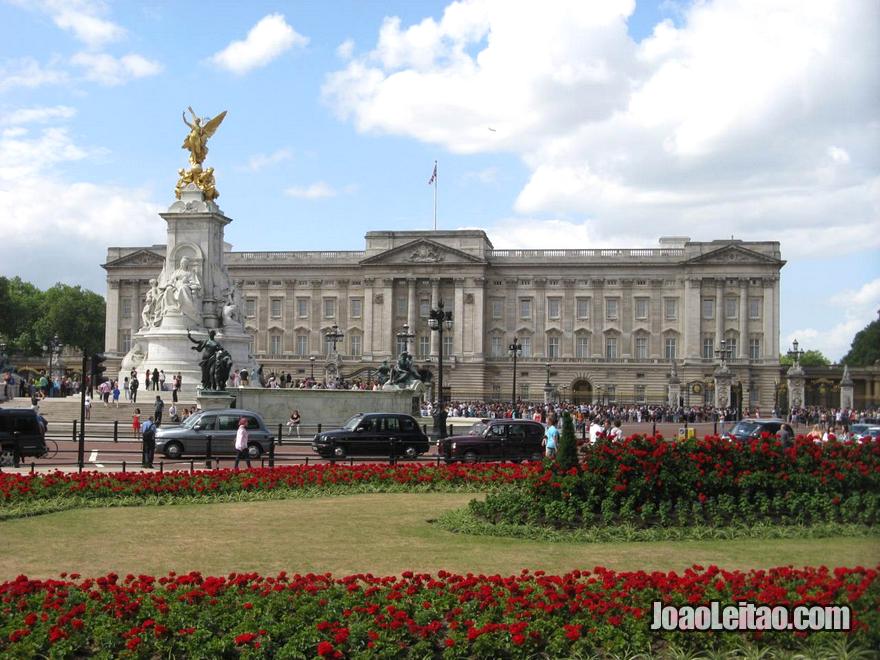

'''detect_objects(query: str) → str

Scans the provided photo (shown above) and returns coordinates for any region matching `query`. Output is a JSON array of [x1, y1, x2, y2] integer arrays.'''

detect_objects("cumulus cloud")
[[323, 0, 880, 256], [11, 0, 126, 48], [0, 57, 68, 92], [210, 14, 308, 75], [786, 278, 880, 361], [240, 148, 292, 172], [284, 182, 344, 199], [0, 125, 163, 292], [336, 39, 355, 60], [71, 52, 162, 85], [0, 105, 76, 126]]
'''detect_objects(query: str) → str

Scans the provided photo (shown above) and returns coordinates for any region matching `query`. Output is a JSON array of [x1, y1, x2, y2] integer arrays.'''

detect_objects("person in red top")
[[132, 408, 141, 440]]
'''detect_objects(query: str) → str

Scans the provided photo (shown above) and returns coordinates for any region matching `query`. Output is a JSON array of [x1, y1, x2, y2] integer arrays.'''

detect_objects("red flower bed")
[[0, 463, 539, 505], [1, 566, 876, 657]]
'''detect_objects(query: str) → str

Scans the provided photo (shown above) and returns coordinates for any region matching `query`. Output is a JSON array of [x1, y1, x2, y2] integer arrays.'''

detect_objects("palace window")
[[296, 297, 309, 318], [349, 333, 362, 357], [749, 337, 761, 360], [547, 335, 560, 358], [295, 334, 308, 356], [605, 298, 619, 321], [702, 337, 714, 359], [520, 336, 532, 357], [396, 296, 407, 317], [121, 330, 131, 353], [635, 335, 648, 360], [245, 298, 256, 318], [575, 334, 590, 358], [490, 335, 503, 357], [547, 298, 561, 320], [270, 334, 282, 356], [664, 298, 678, 321], [443, 334, 453, 357], [635, 385, 646, 403], [270, 298, 282, 319], [419, 299, 430, 319], [491, 299, 504, 320], [726, 336, 738, 358], [664, 336, 677, 360], [121, 298, 132, 319], [749, 297, 762, 319], [576, 297, 590, 320], [350, 298, 362, 319], [702, 298, 715, 319], [725, 297, 738, 319], [519, 298, 532, 319], [635, 297, 649, 320], [323, 298, 336, 319], [418, 335, 430, 357], [605, 336, 618, 359]]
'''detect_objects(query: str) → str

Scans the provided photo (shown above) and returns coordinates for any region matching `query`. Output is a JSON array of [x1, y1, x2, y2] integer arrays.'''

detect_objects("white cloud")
[[336, 39, 355, 60], [284, 182, 348, 199], [10, 0, 126, 48], [463, 166, 498, 184], [786, 278, 880, 361], [323, 0, 880, 255], [210, 14, 308, 75], [240, 148, 292, 172], [0, 124, 163, 293], [0, 57, 68, 92], [0, 106, 76, 126], [71, 52, 162, 85]]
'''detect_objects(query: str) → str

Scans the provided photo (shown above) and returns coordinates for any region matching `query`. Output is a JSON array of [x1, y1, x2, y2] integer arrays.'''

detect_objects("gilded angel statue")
[[182, 107, 227, 167]]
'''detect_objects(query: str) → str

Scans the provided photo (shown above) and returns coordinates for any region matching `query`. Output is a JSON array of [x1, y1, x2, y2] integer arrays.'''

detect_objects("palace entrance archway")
[[571, 379, 593, 404]]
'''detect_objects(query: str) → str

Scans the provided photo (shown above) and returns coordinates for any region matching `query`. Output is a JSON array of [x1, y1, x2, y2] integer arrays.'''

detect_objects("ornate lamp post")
[[713, 338, 733, 410], [787, 339, 805, 367], [42, 334, 63, 398], [543, 361, 553, 403], [396, 323, 415, 352], [785, 339, 806, 410], [427, 300, 453, 405], [309, 355, 316, 380], [325, 324, 344, 355], [508, 337, 522, 408]]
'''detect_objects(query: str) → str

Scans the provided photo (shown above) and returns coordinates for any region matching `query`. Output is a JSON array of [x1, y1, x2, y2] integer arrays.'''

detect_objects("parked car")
[[725, 418, 788, 442], [438, 419, 545, 463], [851, 424, 880, 441], [311, 413, 430, 459], [154, 408, 273, 460], [0, 409, 48, 467]]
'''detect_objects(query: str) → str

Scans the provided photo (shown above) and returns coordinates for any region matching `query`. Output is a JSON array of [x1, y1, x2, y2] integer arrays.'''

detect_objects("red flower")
[[235, 632, 258, 645], [317, 641, 336, 657]]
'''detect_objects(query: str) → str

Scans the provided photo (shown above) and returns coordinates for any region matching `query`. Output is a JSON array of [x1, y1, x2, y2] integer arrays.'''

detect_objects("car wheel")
[[163, 442, 183, 460], [0, 447, 18, 468], [463, 451, 478, 464], [333, 445, 346, 459], [247, 443, 263, 459]]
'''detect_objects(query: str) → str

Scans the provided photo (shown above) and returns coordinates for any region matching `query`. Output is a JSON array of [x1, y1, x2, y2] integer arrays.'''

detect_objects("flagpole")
[[433, 160, 438, 231]]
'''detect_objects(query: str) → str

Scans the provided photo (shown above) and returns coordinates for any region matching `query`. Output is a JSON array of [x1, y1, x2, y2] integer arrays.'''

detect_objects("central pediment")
[[102, 248, 166, 270], [359, 238, 487, 266], [684, 244, 784, 266]]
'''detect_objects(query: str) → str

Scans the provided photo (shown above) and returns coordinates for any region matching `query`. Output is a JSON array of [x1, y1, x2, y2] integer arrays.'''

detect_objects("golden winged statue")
[[181, 106, 227, 167]]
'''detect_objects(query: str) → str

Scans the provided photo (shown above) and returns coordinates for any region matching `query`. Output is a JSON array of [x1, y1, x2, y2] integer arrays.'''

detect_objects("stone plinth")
[[786, 364, 806, 409], [197, 391, 236, 411]]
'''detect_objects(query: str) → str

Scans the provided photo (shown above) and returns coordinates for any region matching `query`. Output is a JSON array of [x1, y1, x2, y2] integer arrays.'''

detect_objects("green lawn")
[[1, 493, 877, 579]]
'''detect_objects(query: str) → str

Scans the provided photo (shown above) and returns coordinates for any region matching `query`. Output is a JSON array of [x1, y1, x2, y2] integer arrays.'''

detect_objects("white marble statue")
[[159, 256, 202, 324], [221, 283, 243, 329]]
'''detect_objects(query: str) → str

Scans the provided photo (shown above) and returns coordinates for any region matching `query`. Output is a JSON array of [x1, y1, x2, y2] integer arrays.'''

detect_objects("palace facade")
[[103, 230, 785, 408]]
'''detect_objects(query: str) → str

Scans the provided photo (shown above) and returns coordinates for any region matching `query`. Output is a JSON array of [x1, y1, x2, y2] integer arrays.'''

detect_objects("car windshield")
[[342, 414, 364, 431], [469, 422, 487, 435], [730, 421, 759, 436], [182, 413, 203, 429]]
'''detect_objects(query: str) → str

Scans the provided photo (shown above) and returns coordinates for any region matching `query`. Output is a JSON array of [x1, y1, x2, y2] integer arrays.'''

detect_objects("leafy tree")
[[842, 317, 880, 366], [556, 411, 579, 471], [0, 277, 104, 355], [779, 349, 830, 368]]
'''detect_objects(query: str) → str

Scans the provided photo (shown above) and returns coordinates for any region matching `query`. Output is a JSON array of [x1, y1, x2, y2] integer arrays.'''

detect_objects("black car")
[[312, 413, 430, 459], [438, 419, 545, 463], [725, 418, 791, 442], [0, 409, 48, 467]]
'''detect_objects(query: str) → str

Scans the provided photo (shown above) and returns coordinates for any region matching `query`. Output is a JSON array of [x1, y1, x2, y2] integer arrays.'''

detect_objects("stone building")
[[103, 230, 785, 408]]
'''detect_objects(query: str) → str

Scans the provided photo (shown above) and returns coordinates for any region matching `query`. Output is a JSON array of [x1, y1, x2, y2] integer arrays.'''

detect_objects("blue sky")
[[0, 0, 877, 361]]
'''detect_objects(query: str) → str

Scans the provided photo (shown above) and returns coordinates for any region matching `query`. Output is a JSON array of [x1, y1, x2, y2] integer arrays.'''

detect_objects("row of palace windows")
[[700, 336, 763, 359], [256, 332, 456, 358], [245, 297, 363, 321]]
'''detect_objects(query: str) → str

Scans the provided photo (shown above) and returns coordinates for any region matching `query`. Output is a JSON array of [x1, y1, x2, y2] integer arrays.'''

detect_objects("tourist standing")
[[543, 414, 559, 458], [132, 408, 141, 439], [159, 370, 166, 391], [151, 368, 159, 392], [112, 381, 121, 407], [234, 417, 251, 469], [130, 375, 139, 403], [287, 410, 301, 437], [141, 416, 156, 468], [123, 376, 130, 401], [154, 396, 164, 426], [84, 393, 91, 420], [173, 372, 181, 402]]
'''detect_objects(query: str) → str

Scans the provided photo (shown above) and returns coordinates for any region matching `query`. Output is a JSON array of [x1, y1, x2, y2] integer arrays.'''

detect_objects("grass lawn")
[[1, 493, 878, 580]]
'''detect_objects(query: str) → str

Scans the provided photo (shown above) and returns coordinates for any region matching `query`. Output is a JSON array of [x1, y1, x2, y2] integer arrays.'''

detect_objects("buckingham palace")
[[103, 230, 784, 408]]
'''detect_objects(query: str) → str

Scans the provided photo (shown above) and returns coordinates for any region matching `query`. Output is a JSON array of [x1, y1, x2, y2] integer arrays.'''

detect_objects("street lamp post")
[[309, 356, 316, 380], [427, 300, 453, 405], [42, 334, 63, 398], [508, 337, 522, 411], [396, 323, 415, 352], [325, 324, 344, 355], [543, 361, 552, 404], [787, 339, 805, 367]]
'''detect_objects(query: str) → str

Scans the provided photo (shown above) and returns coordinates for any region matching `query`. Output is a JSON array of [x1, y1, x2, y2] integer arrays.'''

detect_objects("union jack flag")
[[428, 162, 437, 185]]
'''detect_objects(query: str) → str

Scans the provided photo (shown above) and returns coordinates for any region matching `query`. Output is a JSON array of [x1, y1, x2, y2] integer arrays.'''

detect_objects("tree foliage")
[[556, 411, 579, 471], [779, 349, 831, 368], [842, 317, 880, 367], [0, 277, 105, 355]]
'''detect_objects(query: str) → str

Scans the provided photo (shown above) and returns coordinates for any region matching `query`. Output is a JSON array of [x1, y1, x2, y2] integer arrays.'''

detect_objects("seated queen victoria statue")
[[159, 256, 202, 325]]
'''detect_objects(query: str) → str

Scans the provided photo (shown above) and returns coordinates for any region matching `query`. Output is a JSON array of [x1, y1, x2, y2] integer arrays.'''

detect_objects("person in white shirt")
[[589, 418, 603, 444], [234, 417, 251, 469]]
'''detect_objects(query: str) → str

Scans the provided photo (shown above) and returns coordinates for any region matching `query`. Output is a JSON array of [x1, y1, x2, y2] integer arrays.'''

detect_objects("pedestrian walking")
[[159, 370, 166, 391], [234, 417, 251, 469], [287, 410, 301, 437], [172, 372, 181, 403], [84, 394, 91, 420], [543, 413, 559, 458], [123, 376, 130, 401], [151, 368, 159, 392], [141, 416, 156, 468], [154, 396, 164, 426], [112, 382, 121, 407], [132, 408, 141, 439]]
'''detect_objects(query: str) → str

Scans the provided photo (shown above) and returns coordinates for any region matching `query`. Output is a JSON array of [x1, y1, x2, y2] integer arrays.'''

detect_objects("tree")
[[0, 277, 105, 355], [556, 411, 579, 471], [842, 316, 880, 366], [779, 349, 830, 368]]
